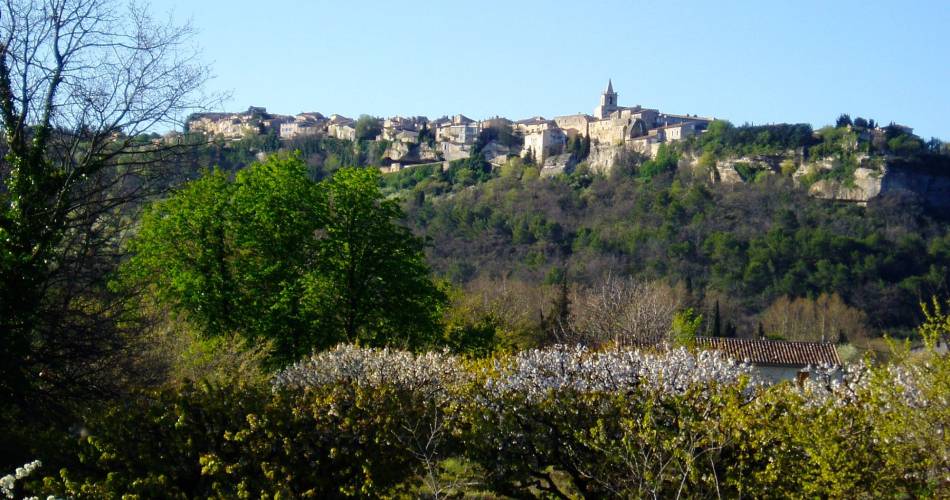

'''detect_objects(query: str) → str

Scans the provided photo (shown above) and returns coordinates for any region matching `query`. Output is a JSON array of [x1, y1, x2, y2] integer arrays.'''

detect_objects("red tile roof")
[[696, 337, 840, 367]]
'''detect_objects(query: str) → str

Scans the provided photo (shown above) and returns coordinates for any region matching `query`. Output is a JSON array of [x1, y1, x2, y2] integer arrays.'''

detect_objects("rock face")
[[587, 143, 640, 174], [717, 164, 744, 184], [383, 142, 411, 161], [417, 143, 440, 161], [806, 160, 950, 210], [808, 168, 883, 204], [882, 161, 950, 211], [481, 141, 512, 167], [540, 153, 574, 177]]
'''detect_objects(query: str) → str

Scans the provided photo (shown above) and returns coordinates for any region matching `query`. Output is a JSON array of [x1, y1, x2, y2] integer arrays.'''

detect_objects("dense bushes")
[[31, 335, 949, 498]]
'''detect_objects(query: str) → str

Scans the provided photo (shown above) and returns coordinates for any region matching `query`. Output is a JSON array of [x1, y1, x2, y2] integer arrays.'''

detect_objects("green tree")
[[308, 167, 446, 348], [639, 143, 679, 179], [711, 300, 722, 337], [671, 308, 702, 347], [125, 155, 324, 365], [355, 115, 382, 141], [124, 157, 446, 364]]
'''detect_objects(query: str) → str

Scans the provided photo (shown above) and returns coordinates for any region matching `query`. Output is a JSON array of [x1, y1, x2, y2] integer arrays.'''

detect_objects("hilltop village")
[[185, 81, 713, 175]]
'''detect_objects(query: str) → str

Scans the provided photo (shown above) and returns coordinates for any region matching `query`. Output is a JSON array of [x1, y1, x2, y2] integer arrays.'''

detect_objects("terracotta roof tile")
[[696, 337, 840, 367]]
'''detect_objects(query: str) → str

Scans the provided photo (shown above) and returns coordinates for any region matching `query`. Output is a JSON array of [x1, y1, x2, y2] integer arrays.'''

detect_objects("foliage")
[[354, 115, 383, 141], [310, 167, 447, 348], [406, 162, 950, 337], [919, 297, 950, 348], [0, 0, 215, 433], [123, 155, 323, 365], [692, 120, 816, 158], [44, 382, 421, 498], [638, 143, 679, 178], [565, 276, 683, 347], [671, 308, 702, 347], [123, 156, 446, 365], [19, 334, 950, 498]]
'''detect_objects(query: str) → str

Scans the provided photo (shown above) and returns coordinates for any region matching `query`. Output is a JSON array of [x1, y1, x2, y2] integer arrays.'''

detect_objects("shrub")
[[33, 342, 950, 498]]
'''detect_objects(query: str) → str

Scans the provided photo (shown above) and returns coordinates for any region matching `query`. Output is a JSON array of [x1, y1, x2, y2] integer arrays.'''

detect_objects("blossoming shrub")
[[724, 351, 950, 497], [45, 346, 469, 498], [36, 343, 949, 498], [2, 460, 41, 499], [461, 346, 757, 497]]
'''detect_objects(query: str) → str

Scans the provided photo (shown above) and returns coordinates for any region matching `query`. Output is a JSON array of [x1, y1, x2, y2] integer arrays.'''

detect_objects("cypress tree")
[[712, 300, 721, 337]]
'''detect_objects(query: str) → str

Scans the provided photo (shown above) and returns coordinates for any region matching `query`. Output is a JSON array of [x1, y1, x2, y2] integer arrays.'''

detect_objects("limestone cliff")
[[807, 168, 884, 204], [696, 151, 950, 210]]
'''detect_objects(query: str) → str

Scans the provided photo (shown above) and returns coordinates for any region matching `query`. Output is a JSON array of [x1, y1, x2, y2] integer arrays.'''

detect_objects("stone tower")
[[594, 79, 618, 119]]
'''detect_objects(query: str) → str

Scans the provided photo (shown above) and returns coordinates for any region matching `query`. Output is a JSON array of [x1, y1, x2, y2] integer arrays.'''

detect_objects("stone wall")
[[588, 118, 627, 145], [553, 114, 591, 137]]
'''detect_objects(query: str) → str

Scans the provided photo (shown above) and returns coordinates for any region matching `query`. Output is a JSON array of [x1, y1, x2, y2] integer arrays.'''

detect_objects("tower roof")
[[605, 79, 615, 94]]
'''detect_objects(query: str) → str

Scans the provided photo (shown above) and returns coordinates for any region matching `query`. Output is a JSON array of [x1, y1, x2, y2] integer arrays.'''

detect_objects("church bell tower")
[[594, 79, 618, 119]]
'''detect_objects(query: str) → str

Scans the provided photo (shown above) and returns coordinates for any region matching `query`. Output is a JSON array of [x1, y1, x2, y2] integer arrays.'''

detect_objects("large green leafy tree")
[[309, 167, 446, 348], [124, 157, 446, 365]]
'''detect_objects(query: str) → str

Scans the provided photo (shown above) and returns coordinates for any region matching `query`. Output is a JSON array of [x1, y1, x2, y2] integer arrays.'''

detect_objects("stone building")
[[594, 79, 619, 119], [280, 112, 327, 140], [327, 115, 356, 141], [696, 336, 841, 384], [480, 117, 514, 130], [186, 107, 293, 140], [553, 114, 592, 138], [522, 127, 565, 164], [435, 114, 479, 144]]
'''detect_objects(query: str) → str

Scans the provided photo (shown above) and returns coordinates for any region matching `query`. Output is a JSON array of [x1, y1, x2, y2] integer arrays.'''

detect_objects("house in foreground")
[[696, 336, 841, 383]]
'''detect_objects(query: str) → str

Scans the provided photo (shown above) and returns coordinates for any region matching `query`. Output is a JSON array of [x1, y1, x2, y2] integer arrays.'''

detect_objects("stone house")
[[522, 127, 566, 164], [653, 121, 704, 142], [480, 117, 513, 130], [435, 114, 478, 144], [514, 116, 556, 135], [327, 115, 356, 141], [382, 128, 420, 143], [280, 113, 327, 140], [696, 336, 841, 384], [383, 116, 427, 132]]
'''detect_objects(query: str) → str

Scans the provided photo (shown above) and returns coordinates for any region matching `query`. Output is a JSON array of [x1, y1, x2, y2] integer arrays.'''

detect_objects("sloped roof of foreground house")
[[696, 337, 840, 367]]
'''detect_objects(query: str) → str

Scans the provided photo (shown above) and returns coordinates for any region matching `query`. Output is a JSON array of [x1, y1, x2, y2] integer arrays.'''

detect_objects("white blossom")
[[1, 460, 41, 499], [484, 344, 755, 403]]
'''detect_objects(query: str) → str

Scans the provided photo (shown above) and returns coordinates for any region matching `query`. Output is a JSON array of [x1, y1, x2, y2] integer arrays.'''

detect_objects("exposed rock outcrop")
[[383, 141, 411, 161], [540, 153, 574, 177], [808, 168, 883, 204]]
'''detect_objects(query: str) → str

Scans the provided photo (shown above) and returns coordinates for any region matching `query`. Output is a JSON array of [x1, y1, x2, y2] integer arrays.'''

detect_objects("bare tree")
[[568, 275, 684, 348], [0, 0, 217, 417], [760, 293, 869, 343]]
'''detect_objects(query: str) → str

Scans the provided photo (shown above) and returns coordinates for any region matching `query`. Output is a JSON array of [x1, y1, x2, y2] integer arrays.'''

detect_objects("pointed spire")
[[605, 79, 614, 94]]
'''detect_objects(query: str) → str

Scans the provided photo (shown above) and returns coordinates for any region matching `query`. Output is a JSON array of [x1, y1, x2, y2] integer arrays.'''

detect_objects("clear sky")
[[152, 0, 949, 140]]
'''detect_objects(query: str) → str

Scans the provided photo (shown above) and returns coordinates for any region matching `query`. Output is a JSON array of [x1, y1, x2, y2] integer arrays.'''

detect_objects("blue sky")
[[154, 0, 949, 139]]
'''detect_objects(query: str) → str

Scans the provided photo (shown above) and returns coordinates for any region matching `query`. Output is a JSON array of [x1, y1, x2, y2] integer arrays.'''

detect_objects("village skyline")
[[153, 0, 949, 140]]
